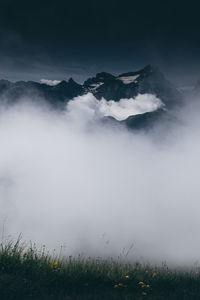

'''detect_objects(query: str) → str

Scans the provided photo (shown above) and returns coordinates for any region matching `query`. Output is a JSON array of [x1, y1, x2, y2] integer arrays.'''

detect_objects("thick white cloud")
[[67, 93, 163, 121], [0, 96, 200, 266]]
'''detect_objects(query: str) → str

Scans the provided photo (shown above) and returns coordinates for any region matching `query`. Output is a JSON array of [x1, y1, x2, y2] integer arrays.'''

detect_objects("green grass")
[[1, 239, 200, 299]]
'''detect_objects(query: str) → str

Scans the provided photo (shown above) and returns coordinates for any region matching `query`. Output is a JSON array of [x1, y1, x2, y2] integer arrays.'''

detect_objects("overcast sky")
[[0, 0, 200, 85]]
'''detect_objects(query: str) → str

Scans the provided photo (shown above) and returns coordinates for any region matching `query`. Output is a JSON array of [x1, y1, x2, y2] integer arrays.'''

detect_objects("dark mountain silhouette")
[[83, 65, 182, 107], [0, 65, 183, 128], [0, 78, 84, 108]]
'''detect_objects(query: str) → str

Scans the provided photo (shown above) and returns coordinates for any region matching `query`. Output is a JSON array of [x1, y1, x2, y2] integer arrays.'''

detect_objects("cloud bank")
[[68, 93, 163, 121], [0, 94, 200, 266]]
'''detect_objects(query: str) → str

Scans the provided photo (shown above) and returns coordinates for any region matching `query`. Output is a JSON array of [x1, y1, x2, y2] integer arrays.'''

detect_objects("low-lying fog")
[[0, 93, 200, 266]]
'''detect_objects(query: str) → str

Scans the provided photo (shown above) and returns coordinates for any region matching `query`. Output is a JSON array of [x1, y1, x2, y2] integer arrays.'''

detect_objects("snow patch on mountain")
[[89, 82, 104, 91], [67, 93, 164, 121], [117, 75, 140, 84]]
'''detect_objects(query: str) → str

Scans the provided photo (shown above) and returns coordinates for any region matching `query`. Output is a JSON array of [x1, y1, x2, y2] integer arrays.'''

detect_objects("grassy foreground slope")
[[0, 240, 200, 299]]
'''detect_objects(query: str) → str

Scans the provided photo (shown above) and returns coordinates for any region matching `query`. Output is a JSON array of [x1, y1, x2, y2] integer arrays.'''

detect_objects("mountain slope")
[[0, 78, 84, 108], [83, 65, 182, 107], [0, 65, 183, 129]]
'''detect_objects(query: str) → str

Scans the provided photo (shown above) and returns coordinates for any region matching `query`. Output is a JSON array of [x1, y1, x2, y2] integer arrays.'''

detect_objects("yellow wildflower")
[[51, 261, 59, 269], [152, 272, 157, 278], [138, 281, 145, 285], [125, 275, 129, 279]]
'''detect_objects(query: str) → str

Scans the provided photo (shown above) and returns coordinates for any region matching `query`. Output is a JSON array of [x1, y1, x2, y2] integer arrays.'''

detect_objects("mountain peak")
[[118, 65, 156, 78], [0, 65, 182, 110], [68, 77, 76, 84], [57, 80, 67, 86], [95, 72, 115, 80]]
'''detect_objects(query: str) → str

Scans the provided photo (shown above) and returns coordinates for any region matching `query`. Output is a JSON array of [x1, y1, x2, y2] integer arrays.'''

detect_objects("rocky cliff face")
[[0, 65, 182, 107], [83, 65, 182, 107], [0, 65, 183, 128]]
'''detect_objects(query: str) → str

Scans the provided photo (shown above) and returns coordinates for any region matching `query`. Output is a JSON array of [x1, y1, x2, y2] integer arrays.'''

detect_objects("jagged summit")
[[68, 77, 76, 84], [118, 64, 154, 77], [95, 72, 115, 80], [56, 80, 67, 86], [83, 65, 181, 106], [0, 65, 182, 110], [83, 72, 115, 92], [0, 65, 185, 128]]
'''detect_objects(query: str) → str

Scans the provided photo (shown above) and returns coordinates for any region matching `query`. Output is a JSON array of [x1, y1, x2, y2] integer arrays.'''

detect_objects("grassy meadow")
[[0, 239, 200, 299]]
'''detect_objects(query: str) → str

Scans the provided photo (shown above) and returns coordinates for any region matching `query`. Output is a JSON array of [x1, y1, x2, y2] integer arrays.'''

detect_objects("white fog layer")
[[68, 93, 163, 121], [0, 94, 200, 266]]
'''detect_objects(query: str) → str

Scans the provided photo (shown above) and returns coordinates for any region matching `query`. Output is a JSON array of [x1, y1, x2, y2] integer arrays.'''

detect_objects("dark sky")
[[0, 0, 200, 85]]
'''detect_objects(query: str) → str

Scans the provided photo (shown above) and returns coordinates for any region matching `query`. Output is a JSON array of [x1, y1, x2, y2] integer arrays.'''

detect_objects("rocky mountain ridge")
[[0, 65, 182, 107], [0, 65, 184, 128]]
